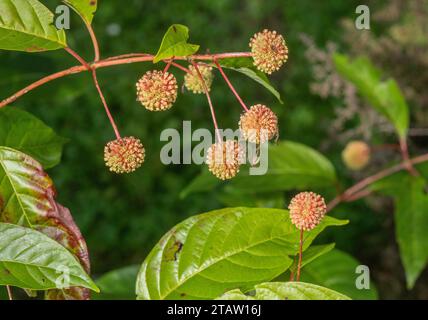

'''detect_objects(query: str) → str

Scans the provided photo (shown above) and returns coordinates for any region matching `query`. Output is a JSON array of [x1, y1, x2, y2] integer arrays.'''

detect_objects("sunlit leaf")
[[0, 147, 91, 299], [0, 223, 98, 292], [0, 0, 67, 52], [63, 0, 97, 24], [136, 207, 347, 299], [153, 24, 199, 63], [217, 282, 350, 300]]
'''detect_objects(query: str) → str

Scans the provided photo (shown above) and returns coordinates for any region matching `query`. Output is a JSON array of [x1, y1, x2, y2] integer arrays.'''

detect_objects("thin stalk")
[[327, 152, 428, 212], [91, 70, 121, 140], [84, 22, 100, 62], [296, 228, 304, 281], [171, 62, 192, 74], [64, 47, 91, 70], [0, 52, 253, 108], [191, 61, 222, 142], [163, 57, 174, 73], [213, 59, 249, 112], [399, 137, 418, 175]]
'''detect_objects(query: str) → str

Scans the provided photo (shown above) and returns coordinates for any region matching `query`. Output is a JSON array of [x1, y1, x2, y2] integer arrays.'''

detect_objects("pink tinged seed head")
[[249, 29, 289, 74], [136, 70, 178, 111], [104, 136, 145, 174], [239, 104, 278, 144], [184, 64, 214, 94], [206, 140, 243, 180], [288, 192, 327, 231]]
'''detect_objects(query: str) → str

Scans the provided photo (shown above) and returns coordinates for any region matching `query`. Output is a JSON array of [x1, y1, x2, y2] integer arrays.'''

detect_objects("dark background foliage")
[[1, 0, 427, 299]]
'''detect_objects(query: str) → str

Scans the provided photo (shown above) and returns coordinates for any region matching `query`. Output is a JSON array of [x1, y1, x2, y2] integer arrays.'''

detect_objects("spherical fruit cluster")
[[250, 29, 288, 74], [239, 104, 278, 144], [104, 136, 145, 174], [206, 140, 242, 180], [184, 64, 214, 94], [342, 140, 371, 171], [136, 70, 178, 111], [288, 192, 327, 231]]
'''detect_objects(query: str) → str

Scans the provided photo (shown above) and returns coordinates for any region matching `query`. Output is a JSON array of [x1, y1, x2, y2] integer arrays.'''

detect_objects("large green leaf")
[[153, 24, 199, 63], [217, 282, 350, 300], [0, 223, 98, 292], [0, 108, 67, 169], [0, 147, 91, 299], [181, 141, 337, 198], [94, 265, 139, 300], [63, 0, 97, 24], [136, 207, 347, 300], [214, 57, 283, 103], [299, 249, 378, 300], [333, 54, 409, 138], [372, 174, 428, 289], [289, 243, 335, 274], [0, 0, 67, 52]]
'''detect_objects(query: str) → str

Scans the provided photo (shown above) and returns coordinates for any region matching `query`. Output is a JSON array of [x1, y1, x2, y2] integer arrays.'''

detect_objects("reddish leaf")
[[0, 147, 91, 299]]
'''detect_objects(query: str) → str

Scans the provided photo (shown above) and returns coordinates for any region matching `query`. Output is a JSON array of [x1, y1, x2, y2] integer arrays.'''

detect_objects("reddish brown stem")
[[85, 22, 100, 62], [296, 228, 304, 281], [163, 57, 174, 73], [327, 152, 428, 212], [64, 47, 91, 70], [91, 70, 121, 140], [191, 61, 222, 142], [171, 62, 192, 74], [0, 52, 252, 108], [213, 59, 249, 112], [399, 137, 418, 176], [6, 285, 13, 300], [370, 144, 401, 152]]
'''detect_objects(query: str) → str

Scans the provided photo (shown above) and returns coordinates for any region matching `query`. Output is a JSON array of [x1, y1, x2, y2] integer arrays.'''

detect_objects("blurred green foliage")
[[1, 0, 387, 286]]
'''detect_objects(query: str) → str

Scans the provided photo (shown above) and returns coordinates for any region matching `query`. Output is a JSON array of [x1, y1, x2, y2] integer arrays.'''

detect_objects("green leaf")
[[0, 147, 92, 299], [0, 108, 67, 169], [289, 243, 335, 274], [0, 0, 67, 52], [217, 282, 350, 300], [299, 249, 378, 300], [136, 207, 347, 300], [372, 175, 428, 289], [333, 54, 409, 138], [153, 24, 199, 63], [0, 223, 98, 292], [214, 57, 283, 103], [181, 141, 337, 198], [63, 0, 97, 24], [94, 265, 139, 300]]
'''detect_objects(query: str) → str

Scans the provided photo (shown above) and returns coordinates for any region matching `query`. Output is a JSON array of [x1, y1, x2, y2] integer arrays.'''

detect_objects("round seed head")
[[136, 70, 178, 111], [249, 29, 288, 74], [342, 141, 371, 170], [206, 140, 242, 180], [288, 192, 327, 231], [104, 136, 145, 173], [184, 64, 214, 94], [239, 104, 278, 144]]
